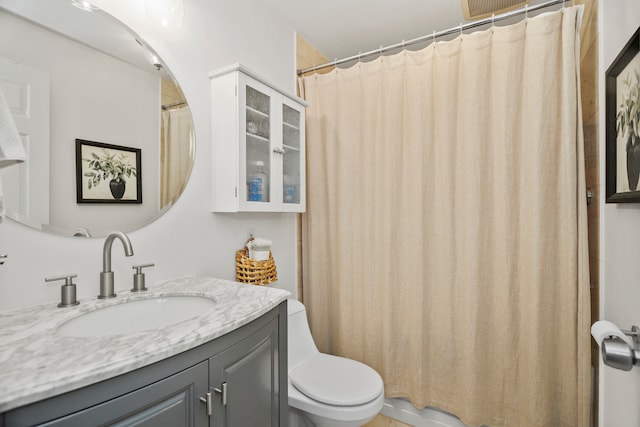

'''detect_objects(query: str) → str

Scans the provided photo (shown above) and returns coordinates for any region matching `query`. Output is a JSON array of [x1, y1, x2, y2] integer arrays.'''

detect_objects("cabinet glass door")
[[245, 85, 271, 203], [282, 103, 301, 205]]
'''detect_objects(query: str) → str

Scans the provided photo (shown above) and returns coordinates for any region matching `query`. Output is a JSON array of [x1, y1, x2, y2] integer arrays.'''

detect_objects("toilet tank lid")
[[289, 353, 383, 406], [287, 298, 306, 316]]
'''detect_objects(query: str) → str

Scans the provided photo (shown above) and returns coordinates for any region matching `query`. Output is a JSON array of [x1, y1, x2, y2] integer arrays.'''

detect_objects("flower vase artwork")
[[617, 68, 640, 191], [84, 150, 137, 200]]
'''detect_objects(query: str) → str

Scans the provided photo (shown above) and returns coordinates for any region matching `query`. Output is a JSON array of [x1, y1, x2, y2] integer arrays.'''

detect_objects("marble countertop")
[[0, 275, 290, 413]]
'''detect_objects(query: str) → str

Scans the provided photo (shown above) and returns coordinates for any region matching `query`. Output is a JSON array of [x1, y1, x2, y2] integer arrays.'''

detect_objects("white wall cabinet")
[[210, 64, 306, 212]]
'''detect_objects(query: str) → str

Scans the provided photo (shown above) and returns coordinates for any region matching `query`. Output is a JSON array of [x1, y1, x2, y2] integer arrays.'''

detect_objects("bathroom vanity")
[[0, 276, 289, 427]]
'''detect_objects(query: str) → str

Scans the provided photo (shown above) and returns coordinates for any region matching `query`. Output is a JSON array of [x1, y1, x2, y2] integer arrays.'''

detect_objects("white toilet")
[[287, 298, 384, 427]]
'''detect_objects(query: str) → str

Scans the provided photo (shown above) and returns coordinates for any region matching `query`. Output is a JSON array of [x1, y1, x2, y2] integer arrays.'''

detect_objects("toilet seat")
[[289, 353, 383, 406]]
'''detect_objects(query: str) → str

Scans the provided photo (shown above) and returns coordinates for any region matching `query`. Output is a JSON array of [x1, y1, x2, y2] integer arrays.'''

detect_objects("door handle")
[[214, 382, 228, 406], [199, 392, 213, 416]]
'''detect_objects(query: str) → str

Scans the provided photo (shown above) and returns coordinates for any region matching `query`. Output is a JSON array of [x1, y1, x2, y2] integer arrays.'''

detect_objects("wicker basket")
[[235, 246, 277, 285]]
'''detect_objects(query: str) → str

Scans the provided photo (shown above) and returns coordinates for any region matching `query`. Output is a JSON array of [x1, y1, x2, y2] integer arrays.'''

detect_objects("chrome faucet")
[[99, 231, 134, 299]]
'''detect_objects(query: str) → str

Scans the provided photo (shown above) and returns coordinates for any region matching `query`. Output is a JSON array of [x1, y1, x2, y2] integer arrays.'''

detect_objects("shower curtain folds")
[[160, 106, 193, 208], [300, 6, 589, 427]]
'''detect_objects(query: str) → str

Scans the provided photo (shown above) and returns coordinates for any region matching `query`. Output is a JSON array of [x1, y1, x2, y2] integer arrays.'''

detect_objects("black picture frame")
[[606, 27, 640, 203], [76, 139, 142, 204]]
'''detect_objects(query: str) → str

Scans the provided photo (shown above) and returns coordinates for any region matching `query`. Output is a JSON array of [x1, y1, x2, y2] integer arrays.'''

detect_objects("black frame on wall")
[[75, 139, 142, 204], [605, 27, 640, 203]]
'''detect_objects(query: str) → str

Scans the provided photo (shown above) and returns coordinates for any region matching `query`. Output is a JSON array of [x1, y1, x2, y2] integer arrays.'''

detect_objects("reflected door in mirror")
[[0, 57, 50, 228]]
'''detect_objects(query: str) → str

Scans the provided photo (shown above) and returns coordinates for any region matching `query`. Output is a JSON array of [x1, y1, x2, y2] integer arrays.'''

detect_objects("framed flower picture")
[[606, 27, 640, 203], [75, 139, 142, 204]]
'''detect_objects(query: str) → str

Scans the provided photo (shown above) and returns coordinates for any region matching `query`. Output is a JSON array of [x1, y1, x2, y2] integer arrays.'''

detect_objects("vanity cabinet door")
[[209, 316, 280, 427], [39, 362, 209, 427]]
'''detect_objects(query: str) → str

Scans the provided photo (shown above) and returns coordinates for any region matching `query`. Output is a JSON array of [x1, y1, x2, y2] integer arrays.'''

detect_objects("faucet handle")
[[45, 274, 80, 308], [133, 263, 155, 273], [45, 273, 78, 283], [132, 263, 154, 292]]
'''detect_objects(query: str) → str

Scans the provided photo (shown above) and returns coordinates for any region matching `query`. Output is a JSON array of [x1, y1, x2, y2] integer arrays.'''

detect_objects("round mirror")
[[0, 0, 194, 237]]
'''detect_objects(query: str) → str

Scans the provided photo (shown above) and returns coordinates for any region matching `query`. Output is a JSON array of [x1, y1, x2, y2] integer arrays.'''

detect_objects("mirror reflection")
[[0, 0, 194, 237]]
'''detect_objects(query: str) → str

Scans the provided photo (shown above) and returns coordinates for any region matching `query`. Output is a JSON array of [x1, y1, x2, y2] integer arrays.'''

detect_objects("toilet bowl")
[[287, 298, 384, 427]]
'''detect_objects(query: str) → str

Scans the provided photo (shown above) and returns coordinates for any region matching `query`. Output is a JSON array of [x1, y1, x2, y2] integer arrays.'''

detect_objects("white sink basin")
[[57, 296, 216, 337]]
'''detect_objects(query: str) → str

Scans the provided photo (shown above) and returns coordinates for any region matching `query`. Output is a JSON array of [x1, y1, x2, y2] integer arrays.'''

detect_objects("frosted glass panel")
[[246, 85, 271, 203], [246, 86, 270, 115], [282, 105, 300, 149], [282, 104, 300, 204]]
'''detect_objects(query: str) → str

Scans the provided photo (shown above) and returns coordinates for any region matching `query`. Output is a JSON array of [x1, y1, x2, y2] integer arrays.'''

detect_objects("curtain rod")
[[297, 0, 568, 76]]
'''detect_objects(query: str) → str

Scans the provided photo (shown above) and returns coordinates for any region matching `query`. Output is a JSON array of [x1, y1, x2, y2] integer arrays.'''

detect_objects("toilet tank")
[[287, 299, 319, 370]]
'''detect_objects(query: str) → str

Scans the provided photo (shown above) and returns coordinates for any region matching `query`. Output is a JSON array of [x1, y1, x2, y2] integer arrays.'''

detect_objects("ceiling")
[[257, 0, 551, 62], [0, 0, 555, 75]]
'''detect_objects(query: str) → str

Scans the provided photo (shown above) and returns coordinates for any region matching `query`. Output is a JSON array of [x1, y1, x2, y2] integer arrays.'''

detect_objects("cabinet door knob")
[[214, 382, 228, 406], [199, 392, 213, 416]]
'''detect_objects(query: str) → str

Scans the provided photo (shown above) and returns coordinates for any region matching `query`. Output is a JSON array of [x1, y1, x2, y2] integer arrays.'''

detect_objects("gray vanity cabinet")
[[1, 303, 287, 427]]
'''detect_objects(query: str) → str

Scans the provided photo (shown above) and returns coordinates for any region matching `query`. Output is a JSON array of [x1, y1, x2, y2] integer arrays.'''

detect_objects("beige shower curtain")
[[300, 7, 590, 427], [160, 106, 193, 208]]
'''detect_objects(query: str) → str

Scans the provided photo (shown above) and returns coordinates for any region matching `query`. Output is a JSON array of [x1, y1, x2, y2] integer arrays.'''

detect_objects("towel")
[[0, 88, 26, 168], [246, 237, 272, 260]]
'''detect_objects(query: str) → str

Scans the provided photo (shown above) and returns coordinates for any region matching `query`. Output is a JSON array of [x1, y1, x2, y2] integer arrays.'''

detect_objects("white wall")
[[599, 1, 640, 425], [0, 0, 299, 311]]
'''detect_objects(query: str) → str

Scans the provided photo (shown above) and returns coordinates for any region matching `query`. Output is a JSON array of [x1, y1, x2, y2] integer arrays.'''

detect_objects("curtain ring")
[[491, 13, 495, 28], [459, 22, 463, 36], [525, 5, 528, 18], [432, 30, 436, 44]]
